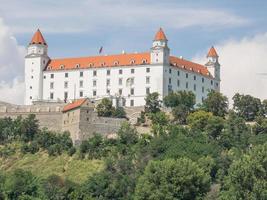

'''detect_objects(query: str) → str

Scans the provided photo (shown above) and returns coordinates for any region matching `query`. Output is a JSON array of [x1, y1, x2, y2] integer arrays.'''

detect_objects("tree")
[[113, 107, 126, 118], [144, 92, 161, 113], [233, 93, 263, 121], [149, 111, 169, 136], [202, 90, 228, 117], [187, 110, 213, 131], [21, 114, 39, 142], [4, 169, 42, 199], [164, 91, 196, 124], [96, 98, 115, 117], [220, 142, 267, 199], [134, 158, 210, 200], [205, 116, 225, 140]]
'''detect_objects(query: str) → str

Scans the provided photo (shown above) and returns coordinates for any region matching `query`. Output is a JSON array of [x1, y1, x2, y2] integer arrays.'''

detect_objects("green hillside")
[[0, 144, 103, 184]]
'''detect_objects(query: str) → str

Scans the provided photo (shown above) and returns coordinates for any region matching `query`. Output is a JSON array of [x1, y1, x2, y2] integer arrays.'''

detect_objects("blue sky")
[[1, 0, 267, 59], [1, 0, 267, 104]]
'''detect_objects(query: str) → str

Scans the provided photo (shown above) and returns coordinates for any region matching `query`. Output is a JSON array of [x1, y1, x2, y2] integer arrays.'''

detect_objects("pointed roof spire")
[[154, 27, 167, 41], [29, 29, 47, 46], [207, 46, 218, 57]]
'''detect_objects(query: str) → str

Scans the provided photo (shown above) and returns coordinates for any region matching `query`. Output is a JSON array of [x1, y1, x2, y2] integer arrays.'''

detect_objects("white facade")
[[25, 29, 220, 106]]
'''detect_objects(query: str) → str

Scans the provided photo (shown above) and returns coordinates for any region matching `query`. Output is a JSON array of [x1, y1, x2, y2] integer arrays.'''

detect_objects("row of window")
[[168, 77, 215, 86], [47, 68, 151, 79], [48, 77, 151, 90], [49, 87, 151, 100]]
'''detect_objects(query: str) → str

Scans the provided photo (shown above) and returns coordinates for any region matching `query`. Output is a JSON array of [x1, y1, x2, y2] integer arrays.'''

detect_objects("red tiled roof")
[[207, 46, 218, 57], [30, 29, 47, 46], [154, 28, 167, 41], [46, 52, 150, 71], [169, 56, 212, 78], [63, 98, 87, 112], [45, 52, 212, 78]]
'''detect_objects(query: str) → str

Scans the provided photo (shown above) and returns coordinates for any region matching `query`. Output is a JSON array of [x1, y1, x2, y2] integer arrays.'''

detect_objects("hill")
[[0, 144, 103, 184]]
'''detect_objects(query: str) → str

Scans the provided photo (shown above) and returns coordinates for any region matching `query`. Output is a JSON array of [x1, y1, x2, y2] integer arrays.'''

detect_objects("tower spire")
[[29, 29, 47, 46], [154, 27, 168, 41], [207, 46, 218, 58]]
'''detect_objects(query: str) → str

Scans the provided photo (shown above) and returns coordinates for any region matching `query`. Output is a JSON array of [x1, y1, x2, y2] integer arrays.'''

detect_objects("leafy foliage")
[[134, 158, 211, 200], [202, 90, 228, 117], [144, 92, 161, 113], [96, 98, 126, 118]]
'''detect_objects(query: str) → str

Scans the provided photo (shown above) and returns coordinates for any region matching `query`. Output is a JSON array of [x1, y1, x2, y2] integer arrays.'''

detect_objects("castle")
[[25, 28, 220, 106]]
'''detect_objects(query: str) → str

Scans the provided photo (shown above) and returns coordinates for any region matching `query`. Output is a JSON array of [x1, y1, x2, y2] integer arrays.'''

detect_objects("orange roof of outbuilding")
[[154, 28, 167, 41], [207, 46, 218, 57], [63, 98, 87, 112], [30, 29, 47, 46]]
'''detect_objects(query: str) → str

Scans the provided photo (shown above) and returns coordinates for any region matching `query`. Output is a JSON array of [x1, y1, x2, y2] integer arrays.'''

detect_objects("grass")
[[0, 144, 104, 184]]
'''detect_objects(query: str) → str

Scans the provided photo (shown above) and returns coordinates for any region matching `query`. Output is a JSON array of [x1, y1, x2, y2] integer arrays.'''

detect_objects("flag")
[[99, 46, 103, 54]]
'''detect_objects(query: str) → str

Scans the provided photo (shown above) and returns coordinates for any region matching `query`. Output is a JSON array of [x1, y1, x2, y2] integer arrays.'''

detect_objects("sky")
[[0, 0, 267, 104]]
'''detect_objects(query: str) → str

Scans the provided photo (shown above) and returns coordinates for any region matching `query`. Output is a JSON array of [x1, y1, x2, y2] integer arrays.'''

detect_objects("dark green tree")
[[220, 143, 267, 199], [96, 98, 115, 117], [187, 110, 212, 131], [233, 93, 263, 121], [164, 91, 196, 124], [4, 169, 42, 200], [144, 92, 161, 113], [134, 158, 210, 200], [202, 90, 228, 117]]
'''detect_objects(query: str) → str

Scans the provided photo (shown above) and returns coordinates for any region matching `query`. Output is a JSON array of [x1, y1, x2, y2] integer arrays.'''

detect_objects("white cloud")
[[193, 33, 267, 103], [0, 18, 25, 104], [0, 0, 249, 34]]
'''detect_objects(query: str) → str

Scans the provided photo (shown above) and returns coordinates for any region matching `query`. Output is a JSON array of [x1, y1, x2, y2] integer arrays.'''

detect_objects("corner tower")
[[150, 28, 170, 65], [206, 46, 220, 81], [25, 29, 50, 105]]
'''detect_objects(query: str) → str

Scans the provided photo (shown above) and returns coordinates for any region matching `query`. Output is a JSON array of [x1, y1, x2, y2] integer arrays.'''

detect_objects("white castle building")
[[25, 28, 220, 106]]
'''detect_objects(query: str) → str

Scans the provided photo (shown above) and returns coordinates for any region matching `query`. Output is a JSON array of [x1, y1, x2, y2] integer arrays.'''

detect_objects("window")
[[93, 80, 97, 87], [194, 84, 196, 91], [131, 60, 135, 65], [64, 92, 68, 100], [50, 82, 54, 89], [202, 78, 204, 83], [50, 74, 54, 79], [60, 65, 64, 69], [119, 89, 122, 95], [130, 88, 134, 95], [106, 89, 110, 94], [107, 69, 110, 75], [119, 69, 123, 74], [146, 87, 150, 95], [50, 92, 54, 100], [64, 81, 68, 89], [93, 90, 97, 96], [106, 79, 110, 86], [202, 86, 204, 93], [202, 97, 204, 102], [44, 75, 46, 79], [31, 76, 33, 79], [146, 76, 150, 84], [93, 70, 97, 76], [80, 91, 83, 97], [65, 73, 68, 78], [80, 80, 83, 88], [80, 71, 83, 77], [177, 71, 180, 76], [76, 64, 80, 68], [169, 78, 171, 84], [130, 100, 134, 106], [131, 69, 135, 74], [216, 82, 219, 87], [169, 69, 172, 74], [194, 76, 196, 80], [186, 73, 188, 78], [146, 68, 150, 73], [177, 80, 180, 87], [142, 59, 147, 64], [30, 96, 32, 100], [122, 99, 126, 106], [30, 86, 32, 89], [186, 82, 188, 89], [211, 80, 213, 85], [119, 78, 123, 85]]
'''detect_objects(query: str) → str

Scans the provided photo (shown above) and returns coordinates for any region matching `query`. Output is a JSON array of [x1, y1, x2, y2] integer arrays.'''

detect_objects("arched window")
[[60, 65, 64, 69], [114, 61, 119, 66], [76, 64, 80, 68], [130, 60, 135, 65], [89, 63, 94, 67], [142, 59, 147, 64]]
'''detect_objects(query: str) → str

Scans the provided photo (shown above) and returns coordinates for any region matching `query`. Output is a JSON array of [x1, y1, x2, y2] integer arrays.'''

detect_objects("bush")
[[48, 144, 62, 156], [113, 107, 126, 118], [68, 147, 76, 156]]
